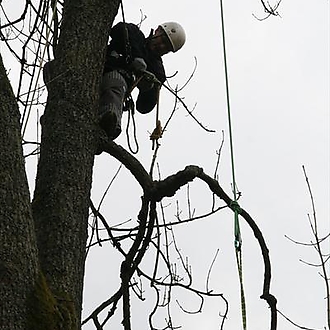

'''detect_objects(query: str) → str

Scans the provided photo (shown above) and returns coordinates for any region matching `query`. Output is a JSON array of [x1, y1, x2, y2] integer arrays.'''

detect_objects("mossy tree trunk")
[[0, 0, 120, 329]]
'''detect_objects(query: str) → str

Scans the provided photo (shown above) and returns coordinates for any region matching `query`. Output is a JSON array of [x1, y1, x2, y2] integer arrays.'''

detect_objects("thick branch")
[[104, 143, 277, 329], [152, 165, 204, 201], [103, 140, 153, 193]]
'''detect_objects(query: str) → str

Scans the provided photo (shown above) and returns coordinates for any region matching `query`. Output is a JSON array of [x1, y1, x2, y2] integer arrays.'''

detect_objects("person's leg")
[[99, 71, 127, 139]]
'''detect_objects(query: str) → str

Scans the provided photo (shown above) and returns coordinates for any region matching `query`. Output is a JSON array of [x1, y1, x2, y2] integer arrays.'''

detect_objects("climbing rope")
[[118, 0, 141, 153], [219, 0, 247, 328], [119, 0, 132, 64], [119, 1, 159, 152], [116, 1, 163, 152], [124, 95, 139, 154]]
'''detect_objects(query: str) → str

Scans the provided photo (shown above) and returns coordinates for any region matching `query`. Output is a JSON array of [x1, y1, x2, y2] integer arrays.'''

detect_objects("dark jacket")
[[104, 22, 166, 114]]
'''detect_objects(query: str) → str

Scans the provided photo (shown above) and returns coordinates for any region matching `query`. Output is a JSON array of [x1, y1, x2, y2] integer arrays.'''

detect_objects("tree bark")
[[0, 0, 120, 328], [0, 54, 39, 330], [31, 0, 120, 327]]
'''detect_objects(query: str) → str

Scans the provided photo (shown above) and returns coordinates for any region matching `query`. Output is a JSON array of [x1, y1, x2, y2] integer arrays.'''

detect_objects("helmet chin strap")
[[146, 29, 160, 49]]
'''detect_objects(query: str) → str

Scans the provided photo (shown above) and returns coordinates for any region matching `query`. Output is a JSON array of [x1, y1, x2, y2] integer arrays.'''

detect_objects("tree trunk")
[[0, 0, 120, 328], [0, 54, 39, 330], [31, 0, 120, 327]]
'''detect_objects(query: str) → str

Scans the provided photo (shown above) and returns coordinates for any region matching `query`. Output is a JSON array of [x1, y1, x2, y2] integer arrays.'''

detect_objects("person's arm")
[[136, 58, 166, 114], [136, 87, 159, 114], [110, 22, 145, 59]]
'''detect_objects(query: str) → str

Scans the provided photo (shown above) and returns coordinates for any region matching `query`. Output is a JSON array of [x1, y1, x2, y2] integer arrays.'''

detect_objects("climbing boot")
[[99, 110, 121, 140]]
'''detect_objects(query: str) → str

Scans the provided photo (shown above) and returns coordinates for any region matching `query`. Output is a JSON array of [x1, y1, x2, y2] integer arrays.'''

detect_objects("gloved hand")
[[130, 57, 147, 72], [137, 71, 158, 92], [143, 71, 157, 83]]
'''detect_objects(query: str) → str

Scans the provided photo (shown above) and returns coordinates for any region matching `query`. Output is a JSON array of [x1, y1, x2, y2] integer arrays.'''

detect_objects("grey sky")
[[1, 0, 328, 329]]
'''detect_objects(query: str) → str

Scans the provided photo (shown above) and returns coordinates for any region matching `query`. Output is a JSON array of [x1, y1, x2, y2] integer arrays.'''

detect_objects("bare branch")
[[206, 249, 220, 293], [253, 0, 283, 21], [277, 309, 323, 330], [302, 165, 330, 329]]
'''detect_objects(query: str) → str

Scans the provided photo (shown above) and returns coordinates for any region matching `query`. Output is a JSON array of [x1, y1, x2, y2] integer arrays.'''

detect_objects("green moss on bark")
[[27, 273, 78, 330]]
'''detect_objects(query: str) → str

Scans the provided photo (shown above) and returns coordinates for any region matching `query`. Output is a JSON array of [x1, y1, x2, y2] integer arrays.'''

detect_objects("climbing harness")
[[118, 0, 162, 152], [219, 0, 247, 328]]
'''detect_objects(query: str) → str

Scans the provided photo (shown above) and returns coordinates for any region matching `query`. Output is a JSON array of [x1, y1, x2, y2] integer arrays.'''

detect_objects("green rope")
[[219, 0, 241, 245], [219, 0, 247, 329], [236, 249, 247, 329]]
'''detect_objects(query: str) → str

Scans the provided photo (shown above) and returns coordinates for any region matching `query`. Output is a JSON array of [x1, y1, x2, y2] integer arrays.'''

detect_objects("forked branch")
[[98, 140, 277, 330]]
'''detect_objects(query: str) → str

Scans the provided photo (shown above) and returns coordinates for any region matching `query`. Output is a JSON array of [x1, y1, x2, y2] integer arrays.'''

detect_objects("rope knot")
[[230, 200, 242, 214], [150, 120, 162, 150]]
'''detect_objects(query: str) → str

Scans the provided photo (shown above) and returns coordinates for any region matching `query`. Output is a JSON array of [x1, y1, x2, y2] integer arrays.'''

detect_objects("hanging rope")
[[124, 96, 139, 154], [119, 0, 132, 64], [219, 0, 247, 328], [119, 0, 141, 153]]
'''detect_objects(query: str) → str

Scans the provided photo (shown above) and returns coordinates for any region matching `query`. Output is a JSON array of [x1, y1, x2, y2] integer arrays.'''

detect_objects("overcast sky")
[[86, 1, 329, 329], [1, 0, 329, 329]]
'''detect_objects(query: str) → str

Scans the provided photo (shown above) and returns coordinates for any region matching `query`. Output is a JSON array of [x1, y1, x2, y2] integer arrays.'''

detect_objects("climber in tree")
[[98, 21, 186, 140]]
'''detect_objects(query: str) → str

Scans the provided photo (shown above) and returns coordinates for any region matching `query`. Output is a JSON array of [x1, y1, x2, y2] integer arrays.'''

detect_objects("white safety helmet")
[[159, 22, 186, 52]]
